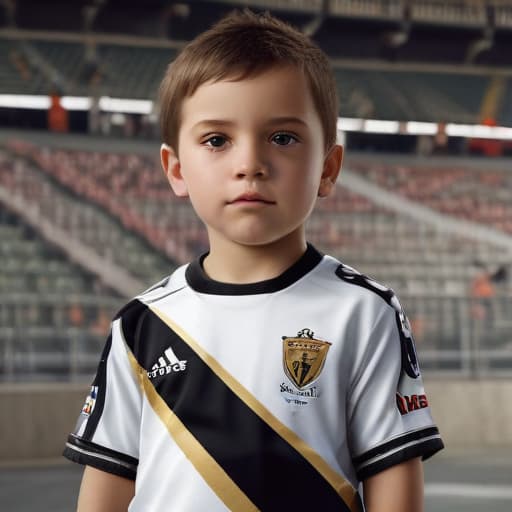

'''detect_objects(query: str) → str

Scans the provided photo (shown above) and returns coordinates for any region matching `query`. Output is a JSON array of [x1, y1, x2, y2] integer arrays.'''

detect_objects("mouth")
[[228, 193, 275, 205]]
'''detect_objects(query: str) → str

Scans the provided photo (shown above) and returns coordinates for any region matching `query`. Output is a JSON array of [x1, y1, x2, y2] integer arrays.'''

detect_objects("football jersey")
[[64, 244, 443, 511]]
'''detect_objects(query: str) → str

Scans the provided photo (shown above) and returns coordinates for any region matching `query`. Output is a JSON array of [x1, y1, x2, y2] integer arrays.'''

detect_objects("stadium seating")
[[410, 0, 486, 26], [0, 143, 173, 284], [351, 161, 512, 235], [97, 45, 175, 99], [34, 41, 84, 89], [0, 205, 121, 381], [337, 68, 487, 122], [6, 139, 507, 298], [0, 39, 44, 95]]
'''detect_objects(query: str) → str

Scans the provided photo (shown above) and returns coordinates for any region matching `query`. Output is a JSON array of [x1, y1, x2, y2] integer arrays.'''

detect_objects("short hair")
[[159, 9, 339, 152]]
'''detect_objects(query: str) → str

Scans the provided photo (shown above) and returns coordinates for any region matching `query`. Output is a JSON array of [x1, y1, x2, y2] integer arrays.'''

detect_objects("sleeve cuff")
[[63, 434, 138, 481], [353, 426, 444, 481]]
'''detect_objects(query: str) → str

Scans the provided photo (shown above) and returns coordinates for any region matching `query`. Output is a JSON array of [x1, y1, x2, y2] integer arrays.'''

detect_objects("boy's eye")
[[271, 133, 298, 146], [204, 135, 227, 148]]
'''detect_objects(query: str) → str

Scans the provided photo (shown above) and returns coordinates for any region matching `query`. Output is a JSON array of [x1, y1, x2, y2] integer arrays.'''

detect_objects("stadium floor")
[[1, 447, 511, 511]]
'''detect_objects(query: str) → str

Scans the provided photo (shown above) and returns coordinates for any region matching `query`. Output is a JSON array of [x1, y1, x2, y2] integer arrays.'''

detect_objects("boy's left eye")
[[271, 133, 298, 146]]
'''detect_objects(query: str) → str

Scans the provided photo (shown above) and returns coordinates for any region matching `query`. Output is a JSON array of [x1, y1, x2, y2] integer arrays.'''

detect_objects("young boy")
[[64, 10, 443, 511]]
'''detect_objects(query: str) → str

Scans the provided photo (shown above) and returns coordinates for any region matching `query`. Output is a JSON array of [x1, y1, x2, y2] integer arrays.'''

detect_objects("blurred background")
[[0, 0, 511, 511]]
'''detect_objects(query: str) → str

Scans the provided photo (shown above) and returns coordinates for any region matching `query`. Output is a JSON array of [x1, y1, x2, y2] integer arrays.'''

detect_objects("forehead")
[[179, 66, 321, 129]]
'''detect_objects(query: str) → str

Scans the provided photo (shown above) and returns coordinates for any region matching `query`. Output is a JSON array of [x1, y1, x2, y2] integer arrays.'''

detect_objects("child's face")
[[162, 65, 342, 251]]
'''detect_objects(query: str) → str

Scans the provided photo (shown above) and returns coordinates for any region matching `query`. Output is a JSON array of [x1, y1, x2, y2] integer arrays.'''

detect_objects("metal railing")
[[401, 294, 512, 378]]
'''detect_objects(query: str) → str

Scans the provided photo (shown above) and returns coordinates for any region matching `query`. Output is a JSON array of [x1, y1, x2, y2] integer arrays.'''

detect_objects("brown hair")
[[159, 9, 339, 152]]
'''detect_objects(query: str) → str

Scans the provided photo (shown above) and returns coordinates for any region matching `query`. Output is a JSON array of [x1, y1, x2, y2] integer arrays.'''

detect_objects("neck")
[[203, 232, 307, 284]]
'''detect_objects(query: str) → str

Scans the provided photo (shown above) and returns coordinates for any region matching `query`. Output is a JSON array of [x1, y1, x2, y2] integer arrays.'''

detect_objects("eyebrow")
[[191, 117, 308, 130], [266, 116, 308, 127]]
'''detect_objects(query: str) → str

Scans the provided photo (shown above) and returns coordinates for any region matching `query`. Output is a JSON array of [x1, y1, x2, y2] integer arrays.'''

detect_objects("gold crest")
[[282, 329, 331, 390]]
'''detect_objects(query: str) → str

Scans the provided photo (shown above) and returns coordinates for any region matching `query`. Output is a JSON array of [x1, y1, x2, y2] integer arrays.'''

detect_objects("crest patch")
[[282, 329, 331, 390]]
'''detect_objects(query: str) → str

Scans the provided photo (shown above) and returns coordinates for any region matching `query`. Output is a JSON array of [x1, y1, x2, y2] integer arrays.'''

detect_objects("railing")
[[401, 294, 512, 378], [0, 295, 510, 381], [0, 326, 104, 382], [0, 294, 121, 382]]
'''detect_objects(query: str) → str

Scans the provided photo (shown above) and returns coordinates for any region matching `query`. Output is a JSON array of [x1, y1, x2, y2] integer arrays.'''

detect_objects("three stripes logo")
[[147, 346, 187, 380]]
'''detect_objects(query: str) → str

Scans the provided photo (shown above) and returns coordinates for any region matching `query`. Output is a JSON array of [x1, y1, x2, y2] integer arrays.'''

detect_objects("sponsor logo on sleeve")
[[396, 392, 429, 415], [81, 386, 98, 416]]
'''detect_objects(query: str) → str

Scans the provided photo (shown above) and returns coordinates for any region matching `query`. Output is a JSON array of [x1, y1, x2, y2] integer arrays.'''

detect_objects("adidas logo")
[[147, 347, 187, 380]]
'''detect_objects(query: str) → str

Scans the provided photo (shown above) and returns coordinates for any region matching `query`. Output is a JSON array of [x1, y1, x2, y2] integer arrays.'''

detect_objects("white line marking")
[[426, 483, 512, 500]]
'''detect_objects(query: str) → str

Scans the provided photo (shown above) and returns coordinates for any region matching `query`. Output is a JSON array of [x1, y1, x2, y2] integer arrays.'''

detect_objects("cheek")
[[181, 166, 221, 213], [283, 154, 323, 191]]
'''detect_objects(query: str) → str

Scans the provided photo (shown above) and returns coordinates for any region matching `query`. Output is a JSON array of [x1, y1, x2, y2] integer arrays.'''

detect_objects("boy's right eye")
[[203, 135, 227, 149]]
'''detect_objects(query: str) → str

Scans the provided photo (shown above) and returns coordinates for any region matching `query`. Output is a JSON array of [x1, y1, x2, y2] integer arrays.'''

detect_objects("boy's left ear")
[[161, 143, 188, 197], [318, 144, 343, 198]]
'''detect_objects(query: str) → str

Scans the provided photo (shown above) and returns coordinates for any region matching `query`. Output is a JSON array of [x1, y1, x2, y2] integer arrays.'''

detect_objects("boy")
[[64, 10, 443, 511]]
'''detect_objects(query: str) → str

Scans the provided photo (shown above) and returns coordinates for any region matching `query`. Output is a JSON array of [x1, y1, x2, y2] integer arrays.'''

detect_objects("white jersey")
[[64, 244, 443, 511]]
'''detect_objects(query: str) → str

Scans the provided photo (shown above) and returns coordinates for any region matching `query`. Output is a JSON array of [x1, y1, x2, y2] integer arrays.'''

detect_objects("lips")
[[229, 192, 275, 204]]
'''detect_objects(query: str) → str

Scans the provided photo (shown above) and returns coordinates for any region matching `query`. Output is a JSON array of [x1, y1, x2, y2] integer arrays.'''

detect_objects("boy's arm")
[[363, 457, 424, 512], [77, 466, 135, 512]]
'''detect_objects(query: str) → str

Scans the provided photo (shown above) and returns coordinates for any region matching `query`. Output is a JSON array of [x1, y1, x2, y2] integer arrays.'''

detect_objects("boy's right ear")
[[160, 143, 188, 197]]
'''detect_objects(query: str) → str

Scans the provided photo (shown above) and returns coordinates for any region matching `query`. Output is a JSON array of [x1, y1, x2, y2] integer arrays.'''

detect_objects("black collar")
[[185, 243, 323, 295]]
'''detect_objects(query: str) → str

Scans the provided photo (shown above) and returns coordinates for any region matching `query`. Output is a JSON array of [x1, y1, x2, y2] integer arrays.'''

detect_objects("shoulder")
[[111, 264, 189, 345], [332, 258, 399, 310], [316, 254, 399, 313], [137, 264, 189, 303], [317, 255, 419, 377]]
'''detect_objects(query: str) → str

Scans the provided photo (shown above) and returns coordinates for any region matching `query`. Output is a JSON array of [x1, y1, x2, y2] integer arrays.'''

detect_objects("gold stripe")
[[126, 346, 259, 512], [150, 305, 360, 512]]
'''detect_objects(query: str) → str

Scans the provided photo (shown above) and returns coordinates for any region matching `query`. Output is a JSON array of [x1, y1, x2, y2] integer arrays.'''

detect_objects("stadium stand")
[[409, 0, 486, 27], [5, 139, 510, 299], [5, 140, 208, 265], [0, 40, 41, 93], [0, 143, 174, 285], [0, 204, 121, 381], [337, 68, 488, 122], [351, 160, 512, 235], [97, 45, 175, 99], [0, 38, 499, 124], [0, 141, 178, 380], [0, 0, 511, 381]]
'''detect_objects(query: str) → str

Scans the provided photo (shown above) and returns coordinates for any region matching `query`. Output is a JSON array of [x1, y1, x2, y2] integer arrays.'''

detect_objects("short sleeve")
[[347, 295, 444, 481], [63, 317, 142, 480]]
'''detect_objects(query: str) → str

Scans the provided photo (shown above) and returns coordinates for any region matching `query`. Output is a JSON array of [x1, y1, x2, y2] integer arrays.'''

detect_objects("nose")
[[234, 139, 269, 180]]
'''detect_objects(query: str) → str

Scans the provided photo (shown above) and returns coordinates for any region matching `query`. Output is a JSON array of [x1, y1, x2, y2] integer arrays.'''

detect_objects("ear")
[[318, 144, 343, 198], [161, 143, 188, 197]]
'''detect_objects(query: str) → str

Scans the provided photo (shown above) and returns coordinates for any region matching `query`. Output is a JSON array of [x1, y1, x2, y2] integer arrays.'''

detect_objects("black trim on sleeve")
[[353, 426, 440, 466], [356, 438, 444, 481], [353, 427, 444, 481], [335, 263, 421, 378], [82, 333, 112, 440], [185, 243, 323, 295], [63, 434, 138, 480]]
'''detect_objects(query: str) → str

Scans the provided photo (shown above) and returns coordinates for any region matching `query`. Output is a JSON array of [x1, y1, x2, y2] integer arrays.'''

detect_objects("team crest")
[[282, 329, 331, 390]]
